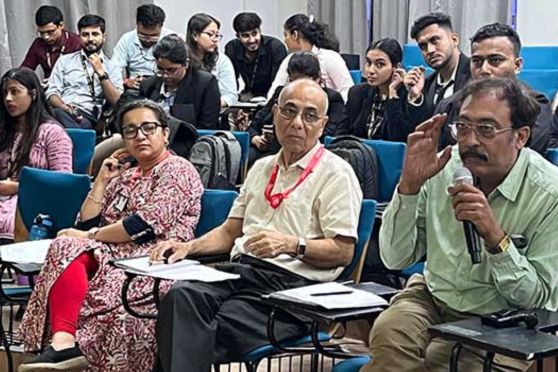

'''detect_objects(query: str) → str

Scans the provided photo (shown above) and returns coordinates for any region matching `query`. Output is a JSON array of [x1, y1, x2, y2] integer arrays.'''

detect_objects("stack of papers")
[[113, 256, 240, 283], [0, 239, 52, 264], [266, 282, 389, 310]]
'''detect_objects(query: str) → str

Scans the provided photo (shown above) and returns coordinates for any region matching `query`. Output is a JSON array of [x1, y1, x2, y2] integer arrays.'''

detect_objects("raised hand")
[[404, 67, 426, 102], [399, 114, 451, 194], [389, 68, 406, 99]]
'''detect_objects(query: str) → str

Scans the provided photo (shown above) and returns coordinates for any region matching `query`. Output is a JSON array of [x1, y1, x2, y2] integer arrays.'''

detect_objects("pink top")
[[0, 121, 73, 239]]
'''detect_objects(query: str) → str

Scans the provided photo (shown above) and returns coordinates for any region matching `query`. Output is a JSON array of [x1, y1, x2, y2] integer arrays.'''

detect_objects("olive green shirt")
[[380, 147, 558, 314]]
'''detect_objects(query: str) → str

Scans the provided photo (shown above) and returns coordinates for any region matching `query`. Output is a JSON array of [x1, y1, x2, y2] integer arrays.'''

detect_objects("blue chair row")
[[521, 46, 558, 70]]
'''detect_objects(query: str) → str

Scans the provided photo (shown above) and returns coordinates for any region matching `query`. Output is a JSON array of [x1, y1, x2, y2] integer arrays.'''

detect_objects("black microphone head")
[[453, 167, 474, 186], [524, 313, 539, 329]]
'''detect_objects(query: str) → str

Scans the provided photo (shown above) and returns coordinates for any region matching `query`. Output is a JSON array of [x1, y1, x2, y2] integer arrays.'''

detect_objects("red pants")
[[48, 251, 99, 335]]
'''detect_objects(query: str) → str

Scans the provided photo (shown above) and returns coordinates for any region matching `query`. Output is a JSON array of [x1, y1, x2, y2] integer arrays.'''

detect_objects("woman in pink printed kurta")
[[0, 68, 73, 243], [20, 100, 203, 371]]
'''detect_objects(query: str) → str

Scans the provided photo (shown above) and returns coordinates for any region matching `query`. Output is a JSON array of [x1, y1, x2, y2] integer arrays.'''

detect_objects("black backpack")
[[188, 131, 242, 190], [325, 135, 379, 200]]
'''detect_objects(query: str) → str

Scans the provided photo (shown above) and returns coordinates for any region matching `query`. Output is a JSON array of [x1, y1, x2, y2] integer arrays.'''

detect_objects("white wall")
[[516, 0, 558, 46], [154, 0, 307, 50]]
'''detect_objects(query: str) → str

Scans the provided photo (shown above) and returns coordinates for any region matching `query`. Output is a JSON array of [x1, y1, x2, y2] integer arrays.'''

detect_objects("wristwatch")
[[296, 237, 307, 259], [98, 73, 109, 81], [487, 234, 511, 255], [88, 227, 101, 241]]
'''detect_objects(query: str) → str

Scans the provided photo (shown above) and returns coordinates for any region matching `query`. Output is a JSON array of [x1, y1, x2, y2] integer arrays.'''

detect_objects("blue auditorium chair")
[[547, 148, 558, 165], [333, 355, 372, 372], [66, 128, 96, 174], [324, 137, 406, 203], [18, 167, 91, 236], [520, 46, 558, 70], [519, 69, 558, 101]]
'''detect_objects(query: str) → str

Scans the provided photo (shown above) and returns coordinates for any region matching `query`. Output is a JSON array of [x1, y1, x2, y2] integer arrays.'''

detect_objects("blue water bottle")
[[29, 214, 53, 240]]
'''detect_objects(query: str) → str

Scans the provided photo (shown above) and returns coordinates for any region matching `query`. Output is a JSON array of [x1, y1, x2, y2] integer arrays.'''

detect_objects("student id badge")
[[112, 192, 129, 213]]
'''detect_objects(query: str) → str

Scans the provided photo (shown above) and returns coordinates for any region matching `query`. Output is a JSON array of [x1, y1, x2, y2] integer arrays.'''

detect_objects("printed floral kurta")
[[20, 155, 203, 371]]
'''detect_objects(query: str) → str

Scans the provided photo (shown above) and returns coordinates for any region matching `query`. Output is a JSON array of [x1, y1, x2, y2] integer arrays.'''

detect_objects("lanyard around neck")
[[264, 146, 325, 209]]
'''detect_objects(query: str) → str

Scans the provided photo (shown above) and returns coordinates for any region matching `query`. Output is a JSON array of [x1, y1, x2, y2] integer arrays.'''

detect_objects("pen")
[[310, 291, 353, 297], [148, 258, 168, 266]]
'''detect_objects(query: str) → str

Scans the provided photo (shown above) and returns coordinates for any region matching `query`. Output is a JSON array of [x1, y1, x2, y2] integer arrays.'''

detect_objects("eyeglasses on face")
[[201, 31, 223, 41], [37, 26, 59, 38], [155, 65, 184, 77], [449, 120, 513, 141], [277, 105, 323, 125], [122, 121, 163, 139]]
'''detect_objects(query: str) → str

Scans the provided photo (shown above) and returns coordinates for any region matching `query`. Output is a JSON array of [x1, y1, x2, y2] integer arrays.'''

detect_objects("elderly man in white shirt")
[[47, 14, 123, 129], [111, 4, 173, 90]]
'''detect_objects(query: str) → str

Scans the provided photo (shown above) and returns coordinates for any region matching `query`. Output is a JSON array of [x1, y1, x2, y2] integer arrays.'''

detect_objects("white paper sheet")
[[112, 256, 198, 273], [267, 282, 388, 310], [0, 239, 52, 264], [114, 256, 240, 282]]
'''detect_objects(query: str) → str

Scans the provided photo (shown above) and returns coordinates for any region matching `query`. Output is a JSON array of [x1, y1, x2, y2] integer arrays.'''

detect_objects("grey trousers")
[[362, 275, 533, 372], [153, 256, 314, 372]]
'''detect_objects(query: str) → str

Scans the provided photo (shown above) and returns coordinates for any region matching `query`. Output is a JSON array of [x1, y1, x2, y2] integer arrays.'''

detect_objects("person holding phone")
[[19, 100, 203, 371], [337, 38, 414, 142]]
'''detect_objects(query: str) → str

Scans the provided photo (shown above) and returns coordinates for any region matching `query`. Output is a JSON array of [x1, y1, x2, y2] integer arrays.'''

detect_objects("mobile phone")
[[262, 124, 274, 141], [118, 155, 137, 168]]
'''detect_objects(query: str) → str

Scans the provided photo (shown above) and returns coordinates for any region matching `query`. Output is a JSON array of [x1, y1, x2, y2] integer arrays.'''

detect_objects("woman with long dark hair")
[[0, 67, 72, 244], [337, 38, 413, 142], [186, 13, 237, 107], [268, 14, 354, 102]]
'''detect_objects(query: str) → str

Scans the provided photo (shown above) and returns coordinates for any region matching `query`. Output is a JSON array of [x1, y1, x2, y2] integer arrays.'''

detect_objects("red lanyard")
[[264, 146, 325, 209]]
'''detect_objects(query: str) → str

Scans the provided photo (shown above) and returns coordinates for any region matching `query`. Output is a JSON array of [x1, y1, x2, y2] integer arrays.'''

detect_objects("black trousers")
[[53, 108, 97, 129], [153, 256, 314, 372]]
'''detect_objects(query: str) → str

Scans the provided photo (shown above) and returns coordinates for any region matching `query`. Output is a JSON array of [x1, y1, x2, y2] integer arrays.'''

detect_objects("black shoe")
[[19, 344, 89, 371]]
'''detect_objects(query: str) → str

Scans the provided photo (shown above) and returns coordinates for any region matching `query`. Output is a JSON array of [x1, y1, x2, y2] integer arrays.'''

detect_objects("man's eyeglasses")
[[138, 34, 160, 43], [155, 65, 183, 77], [449, 121, 513, 141], [37, 27, 59, 38], [201, 31, 223, 41], [122, 122, 164, 139], [277, 105, 323, 125]]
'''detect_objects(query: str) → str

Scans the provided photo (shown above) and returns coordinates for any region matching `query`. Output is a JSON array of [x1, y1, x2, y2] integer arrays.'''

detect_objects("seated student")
[[225, 12, 287, 101], [111, 4, 173, 90], [21, 5, 81, 80], [139, 34, 222, 128], [187, 13, 237, 108], [0, 68, 72, 245], [19, 100, 203, 372], [435, 23, 556, 155], [248, 51, 347, 166], [46, 14, 123, 129], [363, 77, 558, 372], [336, 38, 412, 142], [269, 14, 354, 102], [404, 12, 471, 128], [150, 79, 362, 371]]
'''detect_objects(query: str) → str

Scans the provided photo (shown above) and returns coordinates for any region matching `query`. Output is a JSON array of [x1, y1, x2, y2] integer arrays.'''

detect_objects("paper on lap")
[[0, 239, 52, 264]]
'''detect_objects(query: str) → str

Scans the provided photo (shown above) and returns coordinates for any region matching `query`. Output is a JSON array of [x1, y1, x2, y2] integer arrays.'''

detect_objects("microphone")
[[453, 167, 482, 264]]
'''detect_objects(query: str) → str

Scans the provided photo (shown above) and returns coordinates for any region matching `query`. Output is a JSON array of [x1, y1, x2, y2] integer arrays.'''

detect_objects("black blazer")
[[407, 52, 472, 128], [337, 83, 412, 142], [139, 68, 223, 129], [248, 85, 347, 140]]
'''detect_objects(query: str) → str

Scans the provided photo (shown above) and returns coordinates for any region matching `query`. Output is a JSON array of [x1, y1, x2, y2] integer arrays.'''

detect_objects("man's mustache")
[[460, 148, 489, 162]]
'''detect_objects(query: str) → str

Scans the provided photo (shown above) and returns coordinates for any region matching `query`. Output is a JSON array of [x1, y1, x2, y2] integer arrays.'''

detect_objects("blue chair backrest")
[[547, 148, 558, 165], [324, 137, 406, 202], [196, 130, 250, 168], [194, 189, 238, 237], [339, 199, 377, 280], [521, 46, 558, 70], [349, 70, 362, 85], [66, 128, 96, 174], [519, 69, 558, 100], [403, 43, 424, 68], [18, 167, 91, 233]]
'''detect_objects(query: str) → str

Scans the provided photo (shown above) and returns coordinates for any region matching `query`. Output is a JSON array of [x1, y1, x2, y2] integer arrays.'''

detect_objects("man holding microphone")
[[362, 77, 558, 371]]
